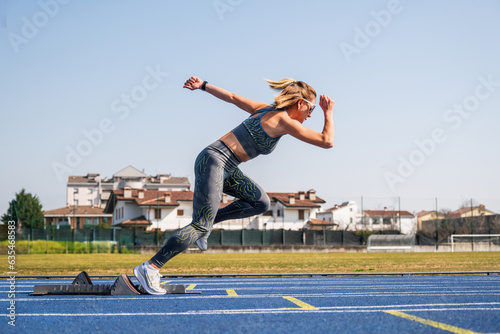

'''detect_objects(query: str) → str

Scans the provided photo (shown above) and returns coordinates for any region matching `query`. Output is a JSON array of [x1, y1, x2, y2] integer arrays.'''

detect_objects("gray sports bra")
[[231, 107, 285, 160]]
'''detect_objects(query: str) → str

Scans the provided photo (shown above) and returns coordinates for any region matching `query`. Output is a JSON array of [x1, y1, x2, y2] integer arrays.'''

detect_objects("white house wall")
[[145, 201, 193, 231], [67, 185, 100, 207], [317, 202, 358, 231], [354, 216, 417, 234]]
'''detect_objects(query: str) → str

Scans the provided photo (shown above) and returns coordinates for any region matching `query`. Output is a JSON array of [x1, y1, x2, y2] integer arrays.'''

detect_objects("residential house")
[[316, 201, 358, 231], [67, 166, 190, 209], [104, 188, 326, 232], [104, 188, 194, 231], [449, 205, 496, 218], [44, 205, 113, 229], [253, 190, 326, 231], [415, 210, 446, 230], [358, 209, 417, 234]]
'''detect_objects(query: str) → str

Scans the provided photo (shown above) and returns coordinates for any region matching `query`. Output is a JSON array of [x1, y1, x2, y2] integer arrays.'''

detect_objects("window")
[[74, 199, 79, 206], [87, 200, 92, 206], [74, 188, 79, 194], [86, 218, 97, 225], [263, 210, 273, 216], [277, 210, 281, 217], [154, 208, 161, 219], [88, 188, 93, 194], [372, 218, 380, 224], [298, 210, 305, 220], [58, 218, 69, 225], [177, 209, 184, 216]]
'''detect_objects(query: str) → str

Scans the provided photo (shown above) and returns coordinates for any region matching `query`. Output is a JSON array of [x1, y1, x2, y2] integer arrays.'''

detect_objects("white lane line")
[[7, 307, 500, 317], [3, 291, 500, 302]]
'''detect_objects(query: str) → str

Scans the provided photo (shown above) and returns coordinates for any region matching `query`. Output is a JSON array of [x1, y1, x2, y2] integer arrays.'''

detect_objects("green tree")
[[2, 189, 44, 228]]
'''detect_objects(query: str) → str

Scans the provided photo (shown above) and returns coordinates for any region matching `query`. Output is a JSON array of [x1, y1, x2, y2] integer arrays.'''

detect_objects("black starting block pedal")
[[166, 284, 201, 294], [30, 271, 200, 296]]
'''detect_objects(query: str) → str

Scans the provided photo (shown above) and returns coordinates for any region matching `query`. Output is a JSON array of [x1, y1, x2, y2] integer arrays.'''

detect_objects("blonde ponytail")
[[265, 78, 316, 110]]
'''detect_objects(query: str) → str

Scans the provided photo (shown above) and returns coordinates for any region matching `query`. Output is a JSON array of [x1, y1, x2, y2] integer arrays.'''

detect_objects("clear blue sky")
[[1, 0, 499, 215]]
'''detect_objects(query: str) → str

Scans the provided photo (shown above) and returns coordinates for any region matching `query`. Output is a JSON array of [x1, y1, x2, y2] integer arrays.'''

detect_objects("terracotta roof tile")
[[267, 191, 325, 208], [118, 216, 152, 226], [113, 189, 194, 207], [308, 218, 338, 226], [44, 206, 111, 216], [364, 210, 414, 218]]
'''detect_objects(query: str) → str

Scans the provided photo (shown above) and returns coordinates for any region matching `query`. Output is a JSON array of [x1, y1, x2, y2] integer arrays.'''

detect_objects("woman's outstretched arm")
[[183, 76, 268, 113]]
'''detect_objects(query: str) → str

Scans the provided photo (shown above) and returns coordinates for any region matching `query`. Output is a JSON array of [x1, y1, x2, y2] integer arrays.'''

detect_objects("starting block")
[[29, 271, 200, 296]]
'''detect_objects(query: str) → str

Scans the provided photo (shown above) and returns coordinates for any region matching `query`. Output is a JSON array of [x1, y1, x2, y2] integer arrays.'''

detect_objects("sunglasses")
[[303, 98, 316, 113]]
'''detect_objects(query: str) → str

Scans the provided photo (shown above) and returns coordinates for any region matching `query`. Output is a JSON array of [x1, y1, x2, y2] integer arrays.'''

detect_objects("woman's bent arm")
[[281, 95, 334, 148]]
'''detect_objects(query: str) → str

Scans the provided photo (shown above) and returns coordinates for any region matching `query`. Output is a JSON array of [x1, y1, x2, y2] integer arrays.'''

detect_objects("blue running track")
[[2, 275, 500, 333]]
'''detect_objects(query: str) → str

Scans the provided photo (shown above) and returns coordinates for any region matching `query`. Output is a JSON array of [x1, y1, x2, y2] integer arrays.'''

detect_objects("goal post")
[[367, 234, 416, 252], [451, 234, 500, 252]]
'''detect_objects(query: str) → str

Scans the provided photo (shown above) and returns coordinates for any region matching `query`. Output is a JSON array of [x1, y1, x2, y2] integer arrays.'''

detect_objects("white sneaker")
[[196, 232, 210, 251], [133, 262, 166, 295]]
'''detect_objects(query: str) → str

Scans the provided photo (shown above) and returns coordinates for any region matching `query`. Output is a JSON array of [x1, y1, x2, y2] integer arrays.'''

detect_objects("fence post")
[[46, 235, 49, 254], [322, 226, 326, 246], [435, 217, 438, 251]]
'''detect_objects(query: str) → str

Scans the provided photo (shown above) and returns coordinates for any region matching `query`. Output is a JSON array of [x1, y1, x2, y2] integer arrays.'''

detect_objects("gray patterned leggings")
[[151, 140, 270, 268]]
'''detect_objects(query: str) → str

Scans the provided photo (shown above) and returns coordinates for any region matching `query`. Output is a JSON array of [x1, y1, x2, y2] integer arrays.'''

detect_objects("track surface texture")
[[2, 274, 500, 333]]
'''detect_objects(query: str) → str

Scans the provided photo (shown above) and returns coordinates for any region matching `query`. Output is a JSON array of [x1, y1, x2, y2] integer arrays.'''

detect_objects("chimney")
[[138, 191, 144, 199], [289, 195, 295, 205], [124, 187, 132, 198], [298, 191, 305, 200], [384, 207, 387, 211], [307, 189, 316, 201], [165, 193, 171, 203]]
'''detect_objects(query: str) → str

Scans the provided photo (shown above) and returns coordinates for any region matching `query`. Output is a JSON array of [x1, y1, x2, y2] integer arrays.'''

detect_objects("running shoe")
[[196, 232, 210, 251], [133, 262, 166, 295]]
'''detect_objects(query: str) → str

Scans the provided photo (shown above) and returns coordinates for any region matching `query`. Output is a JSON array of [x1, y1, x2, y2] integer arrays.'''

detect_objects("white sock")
[[144, 261, 158, 272]]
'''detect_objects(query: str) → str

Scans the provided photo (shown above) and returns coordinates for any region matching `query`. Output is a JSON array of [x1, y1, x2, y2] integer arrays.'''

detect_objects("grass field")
[[4, 252, 500, 276]]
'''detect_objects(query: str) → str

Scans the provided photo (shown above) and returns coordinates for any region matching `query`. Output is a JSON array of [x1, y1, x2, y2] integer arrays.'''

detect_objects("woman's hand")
[[183, 76, 204, 90], [319, 94, 334, 114]]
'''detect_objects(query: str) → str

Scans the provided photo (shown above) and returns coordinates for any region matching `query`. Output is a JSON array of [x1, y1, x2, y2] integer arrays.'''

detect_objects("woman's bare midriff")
[[220, 132, 250, 162]]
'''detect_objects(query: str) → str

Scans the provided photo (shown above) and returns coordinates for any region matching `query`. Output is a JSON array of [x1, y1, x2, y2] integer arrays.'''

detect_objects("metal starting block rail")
[[29, 271, 200, 296]]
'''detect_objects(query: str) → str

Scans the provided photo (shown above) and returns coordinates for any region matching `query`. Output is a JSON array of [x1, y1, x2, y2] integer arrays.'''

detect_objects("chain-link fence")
[[1, 214, 499, 254], [418, 215, 500, 246], [1, 228, 372, 253]]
